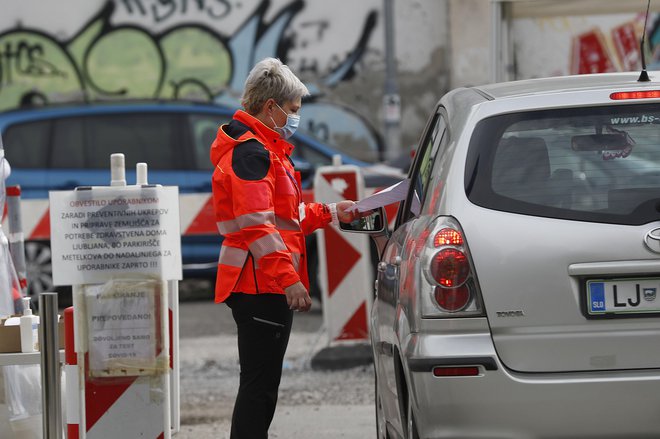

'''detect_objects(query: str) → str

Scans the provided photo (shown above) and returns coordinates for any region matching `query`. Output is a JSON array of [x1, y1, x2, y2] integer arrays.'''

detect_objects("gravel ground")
[[176, 282, 375, 438]]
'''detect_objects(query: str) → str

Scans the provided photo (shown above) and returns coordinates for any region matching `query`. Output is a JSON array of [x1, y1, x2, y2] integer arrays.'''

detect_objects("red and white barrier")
[[64, 306, 79, 439], [314, 164, 373, 343], [5, 188, 397, 242], [65, 283, 176, 439], [50, 157, 179, 439], [4, 193, 217, 241]]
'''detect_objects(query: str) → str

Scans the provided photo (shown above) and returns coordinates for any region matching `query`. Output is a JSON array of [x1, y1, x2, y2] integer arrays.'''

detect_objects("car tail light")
[[610, 90, 660, 100], [434, 285, 470, 311], [433, 228, 463, 246], [421, 218, 484, 318], [432, 366, 479, 377], [430, 248, 469, 287]]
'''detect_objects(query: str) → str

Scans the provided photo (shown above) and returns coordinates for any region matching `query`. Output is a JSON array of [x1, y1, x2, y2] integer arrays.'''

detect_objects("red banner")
[[571, 29, 616, 74], [612, 22, 640, 71]]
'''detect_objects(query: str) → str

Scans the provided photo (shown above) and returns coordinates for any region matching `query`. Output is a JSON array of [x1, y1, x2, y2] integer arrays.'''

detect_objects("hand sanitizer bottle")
[[20, 297, 38, 353]]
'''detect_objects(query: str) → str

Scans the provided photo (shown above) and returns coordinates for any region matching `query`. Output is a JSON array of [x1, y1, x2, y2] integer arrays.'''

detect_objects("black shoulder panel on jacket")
[[232, 140, 271, 181], [223, 120, 253, 140]]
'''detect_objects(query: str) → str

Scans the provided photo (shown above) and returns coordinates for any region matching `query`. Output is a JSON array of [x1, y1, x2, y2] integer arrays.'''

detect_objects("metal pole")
[[39, 292, 62, 439], [383, 0, 401, 161], [169, 279, 180, 434], [491, 0, 503, 83], [491, 0, 513, 83], [161, 281, 172, 439]]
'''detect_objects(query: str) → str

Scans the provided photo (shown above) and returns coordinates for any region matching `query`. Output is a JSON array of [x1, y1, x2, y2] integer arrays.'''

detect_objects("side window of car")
[[4, 120, 51, 168], [84, 114, 181, 169], [52, 118, 85, 168], [397, 111, 446, 225]]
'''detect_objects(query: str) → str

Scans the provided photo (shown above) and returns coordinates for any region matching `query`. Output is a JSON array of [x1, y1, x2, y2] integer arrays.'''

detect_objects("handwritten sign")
[[49, 186, 182, 285], [85, 279, 162, 377]]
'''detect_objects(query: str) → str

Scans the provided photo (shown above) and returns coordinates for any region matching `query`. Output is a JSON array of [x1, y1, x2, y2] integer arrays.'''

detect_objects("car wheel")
[[405, 385, 420, 439], [25, 241, 54, 296], [375, 372, 389, 439], [25, 241, 73, 307]]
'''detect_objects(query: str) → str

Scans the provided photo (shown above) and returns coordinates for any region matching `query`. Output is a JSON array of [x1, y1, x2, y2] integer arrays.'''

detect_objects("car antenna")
[[638, 0, 652, 82]]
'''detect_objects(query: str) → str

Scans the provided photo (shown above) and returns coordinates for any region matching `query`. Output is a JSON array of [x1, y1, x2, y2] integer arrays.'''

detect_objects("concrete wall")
[[448, 0, 492, 88], [0, 0, 450, 161], [447, 1, 659, 87], [513, 13, 655, 79]]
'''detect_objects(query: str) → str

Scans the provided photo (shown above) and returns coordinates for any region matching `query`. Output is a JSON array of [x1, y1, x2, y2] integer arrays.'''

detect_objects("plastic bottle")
[[20, 297, 38, 352]]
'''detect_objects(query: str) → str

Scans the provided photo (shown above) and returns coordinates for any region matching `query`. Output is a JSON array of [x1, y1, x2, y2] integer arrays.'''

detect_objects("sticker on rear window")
[[610, 115, 658, 124]]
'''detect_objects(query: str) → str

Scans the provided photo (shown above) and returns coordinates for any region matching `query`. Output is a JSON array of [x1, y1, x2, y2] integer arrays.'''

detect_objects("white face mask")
[[271, 103, 300, 139]]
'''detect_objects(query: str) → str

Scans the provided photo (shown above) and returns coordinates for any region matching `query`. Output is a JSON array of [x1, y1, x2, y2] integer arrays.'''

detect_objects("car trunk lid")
[[462, 212, 660, 373]]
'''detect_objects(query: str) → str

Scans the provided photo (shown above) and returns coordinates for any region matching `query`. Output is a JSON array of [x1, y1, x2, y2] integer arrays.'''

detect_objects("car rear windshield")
[[465, 103, 660, 225]]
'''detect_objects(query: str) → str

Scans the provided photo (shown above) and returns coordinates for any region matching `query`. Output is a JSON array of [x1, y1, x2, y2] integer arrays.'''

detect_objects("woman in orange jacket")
[[210, 57, 359, 439]]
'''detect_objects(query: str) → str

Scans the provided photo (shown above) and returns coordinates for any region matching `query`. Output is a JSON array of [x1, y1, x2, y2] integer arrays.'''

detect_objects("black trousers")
[[225, 293, 293, 439]]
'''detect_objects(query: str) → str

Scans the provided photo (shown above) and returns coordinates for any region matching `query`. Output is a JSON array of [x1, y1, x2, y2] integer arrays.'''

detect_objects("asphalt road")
[[176, 280, 375, 439]]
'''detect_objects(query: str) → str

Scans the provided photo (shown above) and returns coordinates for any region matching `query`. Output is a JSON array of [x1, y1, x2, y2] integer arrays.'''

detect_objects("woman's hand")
[[335, 200, 359, 223], [336, 200, 373, 223], [284, 281, 312, 312]]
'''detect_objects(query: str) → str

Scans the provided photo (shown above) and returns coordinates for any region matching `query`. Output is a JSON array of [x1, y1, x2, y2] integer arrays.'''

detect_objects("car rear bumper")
[[405, 331, 660, 439]]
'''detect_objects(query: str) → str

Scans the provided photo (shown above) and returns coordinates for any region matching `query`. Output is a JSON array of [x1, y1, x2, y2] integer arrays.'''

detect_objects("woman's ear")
[[264, 98, 275, 114]]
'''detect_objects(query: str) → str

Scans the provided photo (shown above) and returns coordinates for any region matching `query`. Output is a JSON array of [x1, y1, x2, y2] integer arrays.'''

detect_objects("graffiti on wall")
[[0, 0, 383, 161], [569, 13, 660, 74]]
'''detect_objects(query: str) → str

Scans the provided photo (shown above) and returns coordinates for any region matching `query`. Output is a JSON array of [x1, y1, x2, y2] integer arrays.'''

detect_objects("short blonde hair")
[[241, 58, 309, 114]]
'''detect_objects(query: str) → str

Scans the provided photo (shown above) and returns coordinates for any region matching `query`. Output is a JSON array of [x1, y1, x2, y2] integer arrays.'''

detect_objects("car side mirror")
[[339, 207, 387, 234]]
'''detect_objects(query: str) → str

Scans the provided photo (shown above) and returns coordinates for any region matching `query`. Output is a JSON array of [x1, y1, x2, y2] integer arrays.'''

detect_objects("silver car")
[[346, 72, 660, 438]]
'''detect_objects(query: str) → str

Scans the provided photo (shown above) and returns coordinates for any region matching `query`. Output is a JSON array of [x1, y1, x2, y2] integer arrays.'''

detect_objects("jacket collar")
[[233, 110, 294, 157]]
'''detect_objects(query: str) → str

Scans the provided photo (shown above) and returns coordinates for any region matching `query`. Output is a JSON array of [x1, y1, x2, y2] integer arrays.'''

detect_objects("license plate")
[[587, 278, 660, 316]]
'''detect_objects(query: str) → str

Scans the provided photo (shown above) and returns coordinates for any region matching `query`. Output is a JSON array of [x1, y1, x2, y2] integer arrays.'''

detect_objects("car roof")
[[0, 100, 234, 122], [473, 72, 659, 100]]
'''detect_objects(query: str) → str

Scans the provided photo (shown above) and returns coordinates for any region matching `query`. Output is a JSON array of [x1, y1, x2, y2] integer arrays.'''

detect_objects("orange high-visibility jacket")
[[210, 110, 332, 303]]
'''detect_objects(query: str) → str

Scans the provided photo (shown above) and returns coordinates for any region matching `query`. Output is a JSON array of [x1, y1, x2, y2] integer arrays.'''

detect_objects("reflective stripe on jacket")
[[210, 110, 331, 303]]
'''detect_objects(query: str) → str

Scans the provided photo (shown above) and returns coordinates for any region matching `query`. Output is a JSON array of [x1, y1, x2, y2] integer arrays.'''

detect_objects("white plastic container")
[[20, 297, 38, 352]]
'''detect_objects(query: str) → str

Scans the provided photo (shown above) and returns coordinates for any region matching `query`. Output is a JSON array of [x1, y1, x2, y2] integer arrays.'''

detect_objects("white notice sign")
[[49, 186, 182, 285], [85, 279, 162, 377]]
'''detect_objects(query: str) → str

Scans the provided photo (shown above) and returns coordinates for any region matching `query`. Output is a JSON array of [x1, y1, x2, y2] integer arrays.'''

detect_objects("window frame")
[[395, 107, 447, 228]]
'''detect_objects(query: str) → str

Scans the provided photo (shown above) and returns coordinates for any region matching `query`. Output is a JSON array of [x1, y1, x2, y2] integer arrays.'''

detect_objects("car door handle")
[[376, 341, 394, 357]]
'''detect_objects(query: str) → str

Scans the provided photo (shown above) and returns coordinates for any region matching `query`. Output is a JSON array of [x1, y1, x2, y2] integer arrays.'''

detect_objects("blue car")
[[0, 101, 399, 300]]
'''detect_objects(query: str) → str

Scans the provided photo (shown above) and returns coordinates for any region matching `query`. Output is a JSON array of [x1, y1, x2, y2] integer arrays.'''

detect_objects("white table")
[[0, 351, 65, 366], [0, 351, 66, 438]]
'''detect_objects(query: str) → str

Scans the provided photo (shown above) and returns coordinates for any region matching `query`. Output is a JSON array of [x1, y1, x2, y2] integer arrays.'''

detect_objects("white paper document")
[[347, 178, 409, 213]]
